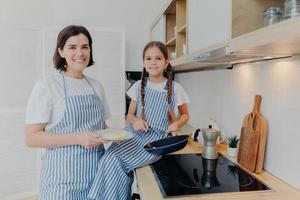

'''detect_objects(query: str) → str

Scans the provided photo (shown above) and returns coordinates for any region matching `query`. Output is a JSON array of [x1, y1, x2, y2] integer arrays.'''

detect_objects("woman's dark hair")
[[140, 41, 173, 121], [53, 25, 95, 71]]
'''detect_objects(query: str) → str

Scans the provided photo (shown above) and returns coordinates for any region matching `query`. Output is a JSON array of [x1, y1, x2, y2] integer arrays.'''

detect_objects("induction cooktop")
[[150, 154, 270, 197]]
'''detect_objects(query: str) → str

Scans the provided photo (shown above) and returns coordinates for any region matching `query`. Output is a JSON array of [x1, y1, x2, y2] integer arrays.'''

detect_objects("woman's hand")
[[76, 132, 108, 148], [133, 119, 149, 132]]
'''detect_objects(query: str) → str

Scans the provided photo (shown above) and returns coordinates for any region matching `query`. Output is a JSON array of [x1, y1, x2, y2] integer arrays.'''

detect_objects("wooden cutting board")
[[237, 95, 268, 173], [237, 119, 259, 172]]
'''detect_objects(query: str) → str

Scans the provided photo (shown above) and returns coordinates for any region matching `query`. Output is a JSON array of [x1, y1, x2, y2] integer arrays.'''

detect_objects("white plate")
[[97, 128, 133, 141]]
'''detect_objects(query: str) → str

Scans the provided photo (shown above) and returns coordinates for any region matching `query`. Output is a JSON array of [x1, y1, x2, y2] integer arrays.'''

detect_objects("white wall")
[[175, 56, 300, 190], [0, 27, 42, 199], [0, 0, 164, 71]]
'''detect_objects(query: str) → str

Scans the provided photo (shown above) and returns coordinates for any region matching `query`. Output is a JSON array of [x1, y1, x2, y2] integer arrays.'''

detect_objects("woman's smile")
[[58, 33, 91, 78]]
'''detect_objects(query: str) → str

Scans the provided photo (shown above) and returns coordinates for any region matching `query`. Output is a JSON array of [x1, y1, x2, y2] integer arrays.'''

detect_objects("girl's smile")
[[144, 46, 169, 82]]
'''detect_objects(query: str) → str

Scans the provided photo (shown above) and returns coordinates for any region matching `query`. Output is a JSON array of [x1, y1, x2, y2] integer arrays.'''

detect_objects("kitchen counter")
[[135, 139, 300, 200]]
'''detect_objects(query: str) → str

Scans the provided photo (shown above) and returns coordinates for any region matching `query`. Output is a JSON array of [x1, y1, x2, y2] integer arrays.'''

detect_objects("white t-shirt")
[[126, 79, 190, 108], [25, 72, 111, 131]]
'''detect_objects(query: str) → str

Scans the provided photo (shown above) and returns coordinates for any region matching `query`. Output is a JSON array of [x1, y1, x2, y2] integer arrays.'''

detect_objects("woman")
[[25, 25, 110, 200]]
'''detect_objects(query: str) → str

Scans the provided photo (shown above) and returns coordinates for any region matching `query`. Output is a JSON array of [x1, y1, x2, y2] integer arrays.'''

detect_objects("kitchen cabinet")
[[187, 0, 231, 53], [151, 0, 300, 72], [164, 0, 187, 59]]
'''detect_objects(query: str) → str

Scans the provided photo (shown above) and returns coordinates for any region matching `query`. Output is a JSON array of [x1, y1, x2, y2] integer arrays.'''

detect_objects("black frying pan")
[[144, 135, 189, 155]]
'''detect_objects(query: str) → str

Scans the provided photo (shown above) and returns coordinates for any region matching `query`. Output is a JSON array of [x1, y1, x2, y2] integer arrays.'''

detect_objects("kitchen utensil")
[[201, 128, 222, 159], [237, 126, 259, 172], [143, 135, 189, 155], [237, 95, 268, 173]]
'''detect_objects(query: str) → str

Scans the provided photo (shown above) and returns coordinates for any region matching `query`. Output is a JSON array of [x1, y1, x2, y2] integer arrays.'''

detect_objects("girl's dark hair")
[[53, 25, 95, 71], [140, 41, 173, 121]]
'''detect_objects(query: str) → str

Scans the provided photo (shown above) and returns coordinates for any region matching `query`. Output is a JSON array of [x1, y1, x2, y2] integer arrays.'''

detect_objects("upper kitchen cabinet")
[[164, 0, 187, 59], [187, 0, 231, 53], [152, 0, 300, 71]]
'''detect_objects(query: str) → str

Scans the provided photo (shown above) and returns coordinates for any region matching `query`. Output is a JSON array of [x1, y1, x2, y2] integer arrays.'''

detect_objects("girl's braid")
[[166, 64, 173, 106], [140, 67, 147, 121]]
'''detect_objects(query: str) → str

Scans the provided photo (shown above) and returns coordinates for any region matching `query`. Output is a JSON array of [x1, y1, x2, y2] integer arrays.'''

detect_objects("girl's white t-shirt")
[[25, 72, 111, 131], [126, 79, 190, 107]]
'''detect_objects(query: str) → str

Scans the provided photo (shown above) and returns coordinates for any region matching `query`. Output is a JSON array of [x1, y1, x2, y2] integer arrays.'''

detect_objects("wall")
[[0, 0, 164, 71], [0, 27, 42, 199], [175, 56, 300, 190]]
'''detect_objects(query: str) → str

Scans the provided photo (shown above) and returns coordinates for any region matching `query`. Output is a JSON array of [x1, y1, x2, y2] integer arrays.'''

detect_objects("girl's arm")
[[126, 100, 149, 132], [25, 123, 107, 148], [168, 103, 189, 133]]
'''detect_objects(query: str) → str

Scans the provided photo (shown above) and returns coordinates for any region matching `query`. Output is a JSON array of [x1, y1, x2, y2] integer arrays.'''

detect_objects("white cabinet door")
[[150, 16, 165, 42], [187, 0, 231, 53]]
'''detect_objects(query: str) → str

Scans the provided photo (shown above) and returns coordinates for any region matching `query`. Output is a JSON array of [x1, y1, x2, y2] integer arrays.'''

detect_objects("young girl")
[[25, 25, 110, 199], [88, 41, 190, 200]]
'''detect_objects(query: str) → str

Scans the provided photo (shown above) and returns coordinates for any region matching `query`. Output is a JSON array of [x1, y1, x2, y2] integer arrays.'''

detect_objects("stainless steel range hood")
[[173, 46, 291, 72]]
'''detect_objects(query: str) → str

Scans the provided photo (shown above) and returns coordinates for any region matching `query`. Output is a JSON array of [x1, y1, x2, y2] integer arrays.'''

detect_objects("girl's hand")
[[133, 119, 149, 132], [167, 122, 180, 136], [76, 132, 108, 148]]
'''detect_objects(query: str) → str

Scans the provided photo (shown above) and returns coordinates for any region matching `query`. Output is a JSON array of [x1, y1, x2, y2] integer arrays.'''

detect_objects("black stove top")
[[150, 154, 270, 197]]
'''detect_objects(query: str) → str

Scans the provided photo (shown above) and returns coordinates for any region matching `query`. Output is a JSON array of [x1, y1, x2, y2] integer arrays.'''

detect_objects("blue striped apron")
[[40, 72, 105, 200], [88, 80, 175, 200]]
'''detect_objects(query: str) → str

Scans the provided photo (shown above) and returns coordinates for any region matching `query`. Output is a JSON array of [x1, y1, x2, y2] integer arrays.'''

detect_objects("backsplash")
[[174, 56, 300, 190]]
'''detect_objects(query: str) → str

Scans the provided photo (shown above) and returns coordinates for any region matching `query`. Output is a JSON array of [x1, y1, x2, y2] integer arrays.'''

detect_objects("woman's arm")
[[126, 100, 149, 132], [25, 123, 107, 148]]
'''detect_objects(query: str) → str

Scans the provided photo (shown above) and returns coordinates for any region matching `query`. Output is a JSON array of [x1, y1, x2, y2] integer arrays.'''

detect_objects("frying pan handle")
[[193, 129, 201, 141]]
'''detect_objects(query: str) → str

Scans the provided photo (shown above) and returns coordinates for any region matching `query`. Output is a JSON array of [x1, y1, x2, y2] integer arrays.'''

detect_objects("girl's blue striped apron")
[[88, 80, 175, 200], [40, 72, 105, 200]]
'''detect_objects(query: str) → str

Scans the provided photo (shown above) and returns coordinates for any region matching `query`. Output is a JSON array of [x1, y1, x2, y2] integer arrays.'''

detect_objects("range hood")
[[172, 46, 291, 72]]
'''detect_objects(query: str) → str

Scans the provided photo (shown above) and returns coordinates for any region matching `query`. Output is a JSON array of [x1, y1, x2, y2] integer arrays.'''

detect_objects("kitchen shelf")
[[232, 0, 284, 38], [231, 16, 300, 55], [164, 0, 187, 59], [172, 16, 300, 72], [166, 36, 176, 46], [177, 24, 186, 34]]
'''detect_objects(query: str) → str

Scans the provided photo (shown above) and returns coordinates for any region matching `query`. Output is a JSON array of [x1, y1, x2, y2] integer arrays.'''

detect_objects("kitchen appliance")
[[144, 135, 189, 155], [201, 128, 222, 159], [150, 154, 270, 197], [173, 46, 290, 72]]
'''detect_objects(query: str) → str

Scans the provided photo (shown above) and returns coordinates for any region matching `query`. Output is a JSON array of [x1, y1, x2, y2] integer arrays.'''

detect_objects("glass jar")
[[283, 0, 300, 19], [263, 7, 282, 26]]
